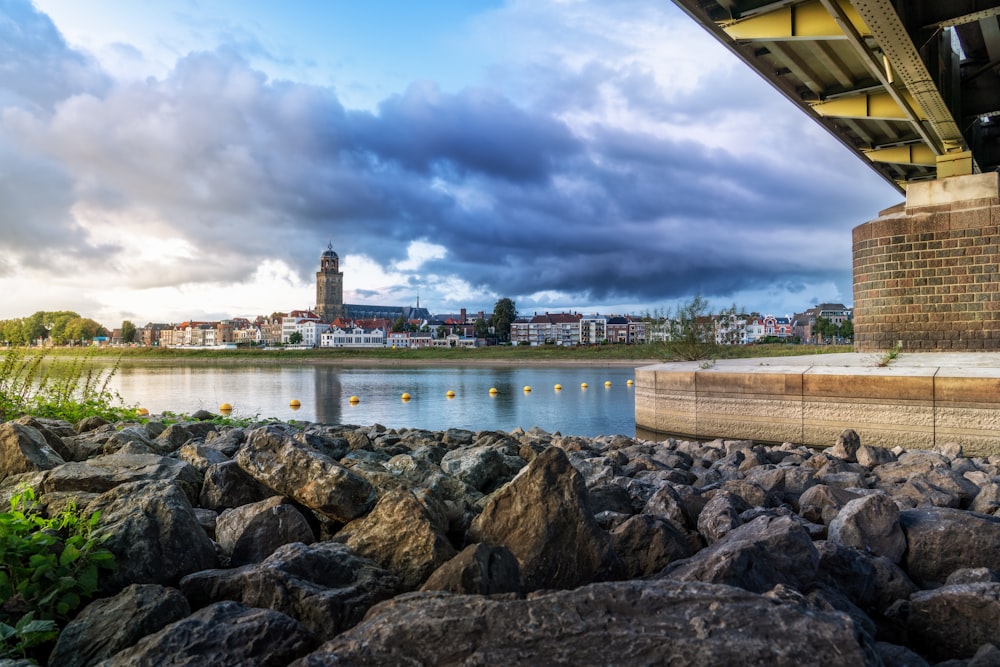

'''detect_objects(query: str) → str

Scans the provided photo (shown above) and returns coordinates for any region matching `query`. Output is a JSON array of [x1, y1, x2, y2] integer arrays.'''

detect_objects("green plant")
[[0, 487, 115, 662], [877, 341, 902, 367], [0, 348, 135, 423]]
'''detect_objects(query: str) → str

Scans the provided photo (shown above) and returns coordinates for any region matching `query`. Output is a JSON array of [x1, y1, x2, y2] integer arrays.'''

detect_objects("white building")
[[320, 326, 386, 348]]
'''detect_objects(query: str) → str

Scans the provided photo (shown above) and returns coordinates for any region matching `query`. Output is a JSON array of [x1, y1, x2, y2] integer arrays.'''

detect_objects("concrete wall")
[[853, 172, 1000, 352], [634, 360, 1000, 457]]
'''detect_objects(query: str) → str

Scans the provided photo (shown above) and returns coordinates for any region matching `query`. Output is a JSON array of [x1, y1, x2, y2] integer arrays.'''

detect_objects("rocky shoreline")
[[2, 414, 1000, 666]]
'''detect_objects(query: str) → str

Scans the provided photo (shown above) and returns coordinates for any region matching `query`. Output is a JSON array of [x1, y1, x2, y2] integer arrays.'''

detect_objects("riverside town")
[[0, 245, 855, 349]]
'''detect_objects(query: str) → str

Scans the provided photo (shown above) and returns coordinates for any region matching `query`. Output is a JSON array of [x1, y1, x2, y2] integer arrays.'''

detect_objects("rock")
[[828, 493, 906, 563], [102, 427, 156, 456], [334, 488, 456, 590], [291, 580, 875, 666], [216, 496, 315, 566], [0, 421, 65, 481], [696, 490, 750, 544], [180, 541, 399, 641], [467, 446, 624, 592], [419, 543, 522, 595], [236, 425, 377, 523], [664, 514, 819, 594], [86, 479, 218, 593], [12, 415, 73, 461], [75, 416, 108, 434], [899, 507, 1000, 587], [642, 483, 696, 530], [177, 442, 229, 473], [971, 482, 1000, 515], [199, 460, 275, 511], [38, 453, 203, 506], [154, 421, 218, 453], [908, 583, 1000, 661], [856, 445, 897, 469], [439, 445, 511, 493], [610, 514, 693, 579], [588, 482, 635, 516], [814, 540, 876, 610], [798, 484, 861, 525], [946, 567, 1000, 585], [99, 601, 316, 666], [48, 584, 191, 667], [869, 555, 919, 615], [828, 429, 861, 462], [874, 642, 930, 667]]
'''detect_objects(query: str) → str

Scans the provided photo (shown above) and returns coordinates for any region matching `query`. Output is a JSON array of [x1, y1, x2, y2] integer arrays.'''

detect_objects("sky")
[[0, 0, 901, 327]]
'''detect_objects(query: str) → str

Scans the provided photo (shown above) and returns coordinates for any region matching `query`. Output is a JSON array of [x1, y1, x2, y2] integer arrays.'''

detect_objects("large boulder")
[[696, 490, 750, 544], [290, 580, 876, 666], [664, 514, 819, 595], [0, 421, 65, 481], [797, 484, 861, 525], [236, 425, 377, 523], [12, 416, 73, 461], [908, 583, 1000, 661], [38, 453, 203, 506], [86, 479, 217, 593], [467, 446, 624, 591], [334, 488, 456, 590], [180, 541, 399, 641], [419, 543, 522, 595], [100, 601, 316, 666], [828, 493, 906, 563], [199, 460, 275, 511], [610, 514, 693, 579], [48, 584, 191, 667], [898, 507, 1000, 587], [215, 496, 315, 567]]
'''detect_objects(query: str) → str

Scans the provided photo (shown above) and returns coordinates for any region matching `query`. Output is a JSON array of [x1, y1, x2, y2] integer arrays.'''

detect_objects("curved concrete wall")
[[853, 173, 1000, 352]]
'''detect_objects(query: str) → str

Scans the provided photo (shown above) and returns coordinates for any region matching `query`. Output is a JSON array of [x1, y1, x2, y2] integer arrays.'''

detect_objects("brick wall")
[[853, 188, 1000, 351]]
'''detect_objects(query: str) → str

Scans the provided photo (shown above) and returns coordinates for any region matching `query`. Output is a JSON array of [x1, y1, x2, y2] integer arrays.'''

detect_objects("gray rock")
[[49, 584, 191, 667], [154, 421, 218, 453], [856, 445, 897, 469], [290, 580, 876, 667], [75, 416, 108, 434], [829, 493, 907, 563], [946, 567, 1000, 585], [869, 555, 919, 615], [176, 442, 229, 473], [588, 482, 635, 515], [908, 583, 1000, 661], [39, 453, 203, 506], [874, 642, 930, 667], [467, 446, 624, 592], [236, 425, 376, 523], [697, 490, 750, 544], [0, 421, 65, 481], [419, 543, 522, 595], [86, 479, 217, 593], [216, 496, 315, 566], [12, 415, 73, 461], [828, 429, 861, 462], [815, 540, 876, 610], [664, 514, 819, 594], [439, 445, 511, 492], [798, 484, 862, 525], [199, 460, 275, 511], [334, 488, 456, 590], [899, 507, 1000, 587], [98, 600, 316, 666], [972, 482, 1000, 515], [610, 514, 693, 578], [642, 483, 696, 530], [101, 427, 155, 456], [180, 541, 399, 641]]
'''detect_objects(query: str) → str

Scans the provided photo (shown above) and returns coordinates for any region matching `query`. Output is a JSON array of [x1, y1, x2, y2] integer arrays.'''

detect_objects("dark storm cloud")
[[0, 0, 898, 314]]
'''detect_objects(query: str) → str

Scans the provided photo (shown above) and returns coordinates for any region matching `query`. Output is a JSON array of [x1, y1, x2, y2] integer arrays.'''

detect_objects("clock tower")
[[316, 242, 344, 322]]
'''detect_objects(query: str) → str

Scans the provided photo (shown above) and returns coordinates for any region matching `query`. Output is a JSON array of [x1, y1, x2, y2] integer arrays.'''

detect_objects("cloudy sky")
[[0, 0, 900, 327]]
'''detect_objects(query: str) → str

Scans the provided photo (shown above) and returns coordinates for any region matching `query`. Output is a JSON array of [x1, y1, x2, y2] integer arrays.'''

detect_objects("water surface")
[[110, 364, 639, 437]]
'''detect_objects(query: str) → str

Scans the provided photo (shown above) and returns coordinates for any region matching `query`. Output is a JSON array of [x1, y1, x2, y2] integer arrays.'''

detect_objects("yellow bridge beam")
[[864, 144, 936, 166], [812, 90, 924, 121], [723, 0, 870, 40]]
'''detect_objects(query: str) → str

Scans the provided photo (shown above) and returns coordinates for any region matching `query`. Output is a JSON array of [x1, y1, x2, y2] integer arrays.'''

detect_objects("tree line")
[[0, 311, 111, 346]]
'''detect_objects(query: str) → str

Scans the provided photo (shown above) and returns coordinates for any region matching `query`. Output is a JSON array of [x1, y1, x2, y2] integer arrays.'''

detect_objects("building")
[[314, 242, 430, 323], [320, 326, 386, 348]]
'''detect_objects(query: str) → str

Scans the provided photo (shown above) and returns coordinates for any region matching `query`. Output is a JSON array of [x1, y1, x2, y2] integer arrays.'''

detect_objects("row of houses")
[[711, 304, 853, 345], [510, 313, 647, 346]]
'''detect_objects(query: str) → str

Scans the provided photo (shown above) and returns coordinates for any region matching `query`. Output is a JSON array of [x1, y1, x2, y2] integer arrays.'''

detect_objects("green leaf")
[[59, 543, 80, 567]]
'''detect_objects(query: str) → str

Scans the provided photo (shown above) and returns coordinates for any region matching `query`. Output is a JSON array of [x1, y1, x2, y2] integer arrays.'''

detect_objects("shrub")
[[0, 487, 115, 662]]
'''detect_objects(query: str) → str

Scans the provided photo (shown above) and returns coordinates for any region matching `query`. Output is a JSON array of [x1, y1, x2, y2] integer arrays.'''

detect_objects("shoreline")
[[110, 356, 663, 368]]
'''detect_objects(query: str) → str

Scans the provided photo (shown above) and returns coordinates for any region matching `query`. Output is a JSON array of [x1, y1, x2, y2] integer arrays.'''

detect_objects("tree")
[[490, 297, 517, 342], [121, 320, 136, 344], [838, 319, 854, 341], [288, 331, 303, 345], [664, 295, 718, 360], [473, 318, 489, 339], [391, 316, 407, 333]]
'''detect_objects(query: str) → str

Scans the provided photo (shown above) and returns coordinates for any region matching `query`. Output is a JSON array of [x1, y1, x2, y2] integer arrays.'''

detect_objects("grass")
[[0, 348, 137, 423], [31, 342, 854, 365]]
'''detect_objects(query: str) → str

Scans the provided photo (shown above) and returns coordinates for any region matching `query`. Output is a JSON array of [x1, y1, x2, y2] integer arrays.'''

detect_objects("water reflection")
[[112, 364, 638, 437]]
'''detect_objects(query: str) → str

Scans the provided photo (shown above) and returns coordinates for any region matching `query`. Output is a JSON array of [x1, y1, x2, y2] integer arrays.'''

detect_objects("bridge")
[[672, 0, 1000, 191]]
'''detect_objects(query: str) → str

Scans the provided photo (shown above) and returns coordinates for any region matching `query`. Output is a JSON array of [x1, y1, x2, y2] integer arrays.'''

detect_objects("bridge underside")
[[672, 0, 1000, 191]]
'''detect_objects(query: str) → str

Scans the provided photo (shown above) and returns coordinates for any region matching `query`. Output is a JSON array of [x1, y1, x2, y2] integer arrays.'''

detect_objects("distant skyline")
[[0, 0, 900, 326]]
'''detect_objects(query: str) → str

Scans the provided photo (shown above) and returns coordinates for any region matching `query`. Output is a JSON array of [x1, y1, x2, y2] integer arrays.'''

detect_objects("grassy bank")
[[31, 343, 854, 365]]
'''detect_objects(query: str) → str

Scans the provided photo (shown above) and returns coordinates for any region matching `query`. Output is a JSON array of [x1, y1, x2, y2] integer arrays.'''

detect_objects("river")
[[108, 364, 642, 438]]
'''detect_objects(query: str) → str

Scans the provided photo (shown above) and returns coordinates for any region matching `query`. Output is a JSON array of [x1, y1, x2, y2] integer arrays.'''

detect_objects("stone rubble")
[[2, 416, 1000, 666]]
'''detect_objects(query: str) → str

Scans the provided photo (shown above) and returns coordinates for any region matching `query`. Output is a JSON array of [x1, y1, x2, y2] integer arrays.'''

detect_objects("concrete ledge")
[[634, 353, 1000, 456]]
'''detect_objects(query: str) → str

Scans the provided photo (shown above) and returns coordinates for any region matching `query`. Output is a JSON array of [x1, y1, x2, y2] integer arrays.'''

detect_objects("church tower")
[[316, 242, 344, 322]]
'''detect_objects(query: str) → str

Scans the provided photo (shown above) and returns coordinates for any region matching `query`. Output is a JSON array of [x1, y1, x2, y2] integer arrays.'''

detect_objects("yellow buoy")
[[489, 387, 498, 395], [289, 399, 301, 409], [627, 379, 634, 386], [554, 384, 562, 391], [401, 392, 411, 401], [605, 381, 612, 387], [219, 403, 233, 412], [523, 385, 532, 392], [349, 395, 360, 404], [136, 407, 150, 416], [581, 382, 589, 389], [446, 390, 456, 398]]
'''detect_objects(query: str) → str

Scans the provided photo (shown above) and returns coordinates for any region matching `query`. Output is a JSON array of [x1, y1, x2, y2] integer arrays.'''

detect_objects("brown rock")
[[419, 543, 522, 595], [908, 583, 1000, 661], [216, 496, 315, 566], [828, 493, 906, 563], [899, 507, 1000, 587]]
